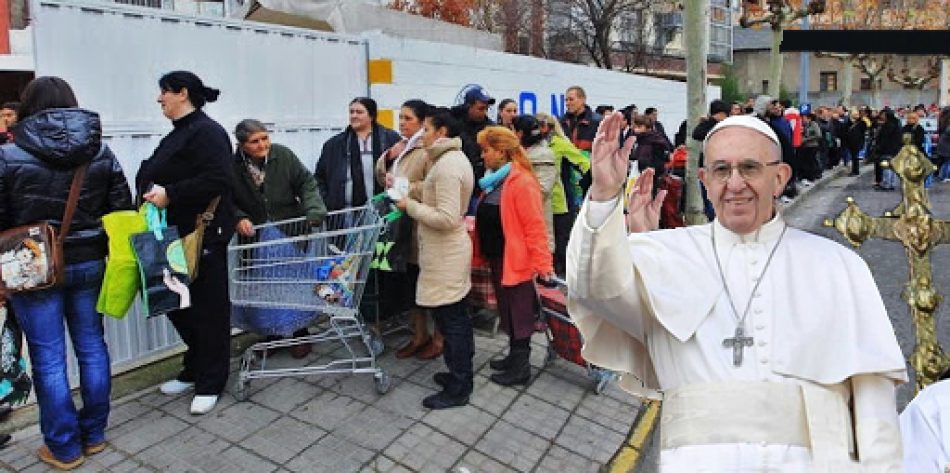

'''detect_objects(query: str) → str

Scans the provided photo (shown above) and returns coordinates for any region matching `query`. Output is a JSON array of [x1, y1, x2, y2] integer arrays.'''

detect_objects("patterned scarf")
[[244, 154, 266, 189]]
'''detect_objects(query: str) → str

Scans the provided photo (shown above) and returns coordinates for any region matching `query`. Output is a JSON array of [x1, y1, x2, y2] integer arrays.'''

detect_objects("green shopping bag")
[[96, 206, 148, 318]]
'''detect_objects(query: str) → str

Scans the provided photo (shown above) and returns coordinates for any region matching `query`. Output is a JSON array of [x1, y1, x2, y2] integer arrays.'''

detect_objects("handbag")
[[181, 196, 221, 281], [130, 203, 190, 317], [0, 159, 90, 293]]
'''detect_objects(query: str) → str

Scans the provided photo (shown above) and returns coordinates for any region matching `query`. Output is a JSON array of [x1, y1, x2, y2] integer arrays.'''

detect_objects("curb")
[[782, 164, 854, 215], [606, 399, 661, 473]]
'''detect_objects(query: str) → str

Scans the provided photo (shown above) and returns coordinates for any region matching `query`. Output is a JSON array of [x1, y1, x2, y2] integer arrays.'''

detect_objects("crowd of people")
[[0, 69, 947, 470]]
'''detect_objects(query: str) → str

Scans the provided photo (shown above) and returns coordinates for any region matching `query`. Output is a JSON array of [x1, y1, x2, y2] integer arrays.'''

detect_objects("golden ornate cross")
[[825, 137, 950, 393]]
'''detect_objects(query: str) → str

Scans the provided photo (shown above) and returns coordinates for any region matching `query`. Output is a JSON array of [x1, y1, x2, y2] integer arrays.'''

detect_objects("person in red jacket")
[[474, 126, 554, 387]]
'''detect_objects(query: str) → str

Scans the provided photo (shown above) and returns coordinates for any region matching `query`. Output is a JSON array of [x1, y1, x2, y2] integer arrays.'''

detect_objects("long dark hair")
[[159, 71, 220, 109], [18, 76, 79, 119], [350, 97, 379, 123], [512, 115, 543, 148], [496, 98, 516, 124]]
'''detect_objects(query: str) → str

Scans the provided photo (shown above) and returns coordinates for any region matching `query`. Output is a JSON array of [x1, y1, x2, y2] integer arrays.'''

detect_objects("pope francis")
[[567, 113, 906, 471]]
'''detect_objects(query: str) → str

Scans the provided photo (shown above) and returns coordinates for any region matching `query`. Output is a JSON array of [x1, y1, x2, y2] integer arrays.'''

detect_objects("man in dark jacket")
[[690, 100, 731, 220], [560, 86, 601, 153], [754, 95, 797, 199], [315, 98, 401, 211], [450, 85, 495, 195], [874, 109, 903, 190]]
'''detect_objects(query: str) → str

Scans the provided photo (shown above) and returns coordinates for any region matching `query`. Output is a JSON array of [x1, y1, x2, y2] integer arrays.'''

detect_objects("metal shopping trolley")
[[536, 277, 616, 394], [228, 206, 390, 400]]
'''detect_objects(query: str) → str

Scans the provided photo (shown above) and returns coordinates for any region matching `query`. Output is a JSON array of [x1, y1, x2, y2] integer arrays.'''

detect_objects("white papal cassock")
[[567, 197, 907, 472], [899, 380, 950, 472]]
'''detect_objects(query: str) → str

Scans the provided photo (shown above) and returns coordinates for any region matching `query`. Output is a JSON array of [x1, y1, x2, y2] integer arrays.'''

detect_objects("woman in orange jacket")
[[474, 126, 554, 387]]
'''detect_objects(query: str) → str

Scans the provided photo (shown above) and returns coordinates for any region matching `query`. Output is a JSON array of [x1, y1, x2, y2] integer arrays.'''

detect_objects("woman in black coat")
[[315, 97, 401, 211], [135, 71, 235, 416]]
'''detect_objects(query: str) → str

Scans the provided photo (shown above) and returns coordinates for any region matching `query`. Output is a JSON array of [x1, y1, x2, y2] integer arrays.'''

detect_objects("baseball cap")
[[464, 85, 495, 105]]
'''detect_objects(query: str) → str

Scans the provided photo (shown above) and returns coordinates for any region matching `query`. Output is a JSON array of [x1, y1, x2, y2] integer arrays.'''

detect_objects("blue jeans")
[[11, 259, 110, 461]]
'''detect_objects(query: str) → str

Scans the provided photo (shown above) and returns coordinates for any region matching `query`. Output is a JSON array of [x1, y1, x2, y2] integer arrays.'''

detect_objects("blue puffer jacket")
[[0, 108, 133, 263]]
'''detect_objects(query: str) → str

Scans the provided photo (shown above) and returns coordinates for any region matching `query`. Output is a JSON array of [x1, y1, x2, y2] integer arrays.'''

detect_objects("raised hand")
[[589, 112, 636, 202], [625, 168, 667, 233]]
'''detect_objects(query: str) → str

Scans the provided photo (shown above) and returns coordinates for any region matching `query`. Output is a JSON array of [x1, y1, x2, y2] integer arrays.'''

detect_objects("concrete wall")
[[366, 31, 720, 139], [733, 50, 941, 107]]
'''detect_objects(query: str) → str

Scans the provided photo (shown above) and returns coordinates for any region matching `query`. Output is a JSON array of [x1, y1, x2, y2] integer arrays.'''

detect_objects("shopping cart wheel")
[[233, 378, 249, 402], [374, 371, 392, 394], [594, 376, 609, 395]]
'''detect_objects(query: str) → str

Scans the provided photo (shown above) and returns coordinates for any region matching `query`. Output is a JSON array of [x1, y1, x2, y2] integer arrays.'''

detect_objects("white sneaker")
[[779, 196, 793, 204], [159, 379, 194, 395], [189, 395, 219, 415]]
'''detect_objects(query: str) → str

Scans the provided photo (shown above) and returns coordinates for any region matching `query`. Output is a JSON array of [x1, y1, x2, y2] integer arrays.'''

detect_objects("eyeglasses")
[[706, 160, 781, 182]]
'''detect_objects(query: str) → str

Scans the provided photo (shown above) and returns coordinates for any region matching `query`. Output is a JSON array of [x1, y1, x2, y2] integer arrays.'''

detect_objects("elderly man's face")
[[700, 127, 791, 235]]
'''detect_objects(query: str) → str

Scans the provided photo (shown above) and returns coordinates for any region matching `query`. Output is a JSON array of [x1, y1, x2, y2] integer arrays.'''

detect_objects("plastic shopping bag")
[[130, 203, 191, 317], [96, 207, 148, 318]]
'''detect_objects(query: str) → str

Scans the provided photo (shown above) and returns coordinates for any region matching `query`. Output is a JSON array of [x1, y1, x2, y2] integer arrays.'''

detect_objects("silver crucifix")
[[722, 325, 754, 367]]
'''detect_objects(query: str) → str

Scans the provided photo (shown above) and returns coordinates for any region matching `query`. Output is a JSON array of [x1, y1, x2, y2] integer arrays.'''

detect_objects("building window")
[[819, 72, 837, 92], [762, 80, 769, 94], [860, 78, 872, 90]]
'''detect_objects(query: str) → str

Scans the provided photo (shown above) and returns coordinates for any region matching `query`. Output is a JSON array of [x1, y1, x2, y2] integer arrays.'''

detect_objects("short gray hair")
[[235, 119, 268, 144], [753, 95, 773, 117]]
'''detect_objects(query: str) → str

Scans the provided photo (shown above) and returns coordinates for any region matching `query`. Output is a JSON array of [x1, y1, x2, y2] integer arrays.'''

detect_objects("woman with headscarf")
[[136, 71, 235, 416], [230, 119, 327, 358]]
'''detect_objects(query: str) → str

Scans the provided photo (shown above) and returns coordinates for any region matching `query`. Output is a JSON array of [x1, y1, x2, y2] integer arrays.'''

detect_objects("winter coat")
[[874, 118, 903, 157], [231, 143, 327, 225], [135, 109, 235, 248], [405, 137, 474, 307], [802, 121, 822, 148], [526, 144, 556, 252], [560, 105, 601, 152], [548, 135, 589, 215], [631, 130, 672, 173], [496, 164, 553, 286], [0, 108, 133, 263], [936, 124, 950, 159], [900, 124, 926, 154], [845, 118, 868, 155], [450, 105, 494, 191], [375, 140, 432, 265], [314, 124, 401, 211]]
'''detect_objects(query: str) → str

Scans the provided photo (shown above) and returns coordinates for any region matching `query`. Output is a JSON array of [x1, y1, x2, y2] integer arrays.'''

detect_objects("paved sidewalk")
[[0, 319, 643, 473]]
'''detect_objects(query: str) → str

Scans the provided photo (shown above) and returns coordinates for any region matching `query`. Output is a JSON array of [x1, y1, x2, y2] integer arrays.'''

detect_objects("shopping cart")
[[228, 206, 390, 400], [537, 277, 616, 394]]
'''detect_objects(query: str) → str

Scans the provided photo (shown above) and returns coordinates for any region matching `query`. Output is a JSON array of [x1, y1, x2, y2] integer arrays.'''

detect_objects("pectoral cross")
[[723, 325, 754, 367]]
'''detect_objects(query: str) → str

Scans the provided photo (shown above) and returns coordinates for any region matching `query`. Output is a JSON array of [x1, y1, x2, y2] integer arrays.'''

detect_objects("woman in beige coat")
[[375, 100, 442, 360], [396, 109, 474, 410]]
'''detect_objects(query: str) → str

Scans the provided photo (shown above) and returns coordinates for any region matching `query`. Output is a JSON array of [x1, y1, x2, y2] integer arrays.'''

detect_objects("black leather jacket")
[[0, 108, 133, 263]]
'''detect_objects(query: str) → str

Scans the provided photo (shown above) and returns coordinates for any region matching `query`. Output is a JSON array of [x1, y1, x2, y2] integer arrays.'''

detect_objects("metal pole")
[[798, 16, 809, 106]]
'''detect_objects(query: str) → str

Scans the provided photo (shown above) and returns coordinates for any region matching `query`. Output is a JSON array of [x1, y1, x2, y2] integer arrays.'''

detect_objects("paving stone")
[[250, 377, 321, 414], [134, 390, 179, 409], [405, 359, 451, 388], [536, 445, 601, 473], [376, 353, 426, 379], [526, 371, 586, 411], [134, 426, 230, 471], [91, 447, 128, 468], [108, 400, 154, 429], [474, 420, 549, 472], [284, 433, 374, 473], [360, 455, 413, 473], [193, 401, 281, 443], [241, 415, 325, 464], [289, 390, 367, 431], [555, 415, 626, 463], [469, 374, 518, 416], [372, 378, 431, 421], [107, 459, 156, 473], [455, 449, 516, 473], [421, 403, 496, 445], [499, 394, 570, 441], [158, 391, 238, 425], [383, 423, 466, 473], [575, 393, 639, 435], [108, 410, 189, 454], [204, 446, 280, 473], [329, 369, 391, 404], [332, 405, 413, 451]]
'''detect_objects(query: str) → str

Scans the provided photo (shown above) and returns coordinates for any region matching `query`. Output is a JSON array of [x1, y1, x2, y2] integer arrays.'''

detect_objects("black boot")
[[489, 352, 513, 371], [490, 347, 531, 386]]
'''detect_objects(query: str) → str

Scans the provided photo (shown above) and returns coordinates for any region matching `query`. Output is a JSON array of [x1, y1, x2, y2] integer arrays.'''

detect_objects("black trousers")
[[168, 244, 231, 395], [850, 146, 862, 175], [799, 147, 821, 181], [553, 212, 575, 277], [431, 299, 473, 396]]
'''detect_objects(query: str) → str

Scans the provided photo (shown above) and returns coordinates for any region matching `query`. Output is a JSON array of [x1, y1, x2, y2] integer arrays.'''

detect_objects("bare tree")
[[853, 54, 892, 108], [887, 56, 941, 107], [739, 0, 825, 98], [548, 0, 662, 69]]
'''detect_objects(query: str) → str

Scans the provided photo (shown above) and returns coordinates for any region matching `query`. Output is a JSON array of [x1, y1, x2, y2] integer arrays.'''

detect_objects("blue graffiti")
[[516, 92, 566, 117]]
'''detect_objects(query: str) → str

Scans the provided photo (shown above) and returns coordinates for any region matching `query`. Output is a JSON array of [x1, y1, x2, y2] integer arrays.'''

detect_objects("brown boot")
[[37, 445, 84, 471], [396, 311, 430, 359], [416, 328, 444, 360]]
